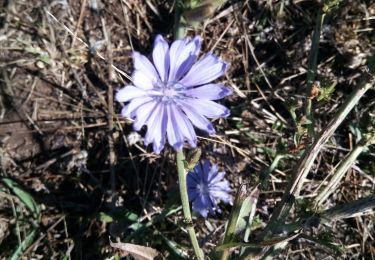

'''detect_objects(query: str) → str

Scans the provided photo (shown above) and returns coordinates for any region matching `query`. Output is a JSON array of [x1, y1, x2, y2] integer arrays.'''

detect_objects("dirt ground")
[[0, 0, 374, 259]]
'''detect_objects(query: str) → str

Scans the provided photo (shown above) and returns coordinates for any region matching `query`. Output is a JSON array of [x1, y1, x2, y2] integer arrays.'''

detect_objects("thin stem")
[[260, 154, 293, 189], [304, 11, 325, 137], [174, 2, 203, 259], [174, 0, 187, 40], [176, 150, 205, 260]]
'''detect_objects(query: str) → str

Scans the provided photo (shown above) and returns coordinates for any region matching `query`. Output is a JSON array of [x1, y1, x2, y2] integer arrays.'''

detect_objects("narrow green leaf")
[[218, 184, 258, 259], [2, 178, 40, 218], [218, 232, 302, 251], [216, 241, 259, 251], [159, 234, 189, 259], [236, 187, 259, 241], [10, 229, 37, 260]]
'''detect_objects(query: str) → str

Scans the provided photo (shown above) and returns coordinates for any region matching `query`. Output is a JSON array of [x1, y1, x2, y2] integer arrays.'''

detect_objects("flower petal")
[[187, 188, 199, 202], [202, 160, 212, 182], [133, 100, 158, 131], [121, 96, 154, 118], [152, 35, 170, 82], [185, 84, 232, 100], [192, 194, 211, 218], [132, 51, 159, 83], [168, 36, 202, 82], [144, 104, 167, 154], [187, 173, 199, 187], [115, 85, 147, 103], [170, 105, 197, 147], [178, 102, 216, 135], [183, 98, 230, 118], [132, 70, 154, 90], [194, 162, 203, 175], [188, 165, 203, 186], [208, 170, 225, 184], [209, 187, 232, 203], [166, 105, 184, 151], [210, 181, 231, 194], [187, 165, 203, 186], [179, 53, 227, 87]]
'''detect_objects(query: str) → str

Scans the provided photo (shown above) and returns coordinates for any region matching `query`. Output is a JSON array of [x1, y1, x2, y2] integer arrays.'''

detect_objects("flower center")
[[154, 80, 185, 103], [196, 181, 209, 195], [162, 87, 177, 97]]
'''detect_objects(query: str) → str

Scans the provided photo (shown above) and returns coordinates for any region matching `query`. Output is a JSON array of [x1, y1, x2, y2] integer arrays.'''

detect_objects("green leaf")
[[285, 98, 298, 123], [10, 229, 37, 260], [2, 178, 40, 218], [99, 212, 114, 223], [124, 211, 139, 222], [126, 206, 181, 239], [159, 234, 189, 259], [183, 0, 227, 24], [38, 53, 51, 64], [317, 80, 337, 102], [236, 187, 259, 242], [235, 197, 253, 233]]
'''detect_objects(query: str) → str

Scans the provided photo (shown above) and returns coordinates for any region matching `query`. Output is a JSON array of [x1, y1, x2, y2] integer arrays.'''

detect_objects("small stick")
[[99, 16, 116, 202], [101, 17, 115, 82], [72, 0, 87, 47]]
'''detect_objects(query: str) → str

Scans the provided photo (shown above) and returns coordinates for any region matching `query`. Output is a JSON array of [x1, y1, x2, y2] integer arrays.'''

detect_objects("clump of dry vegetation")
[[0, 0, 374, 259]]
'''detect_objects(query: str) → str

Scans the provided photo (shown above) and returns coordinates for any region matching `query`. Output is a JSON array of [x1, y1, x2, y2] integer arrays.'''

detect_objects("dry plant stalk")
[[314, 141, 370, 207], [263, 78, 373, 236]]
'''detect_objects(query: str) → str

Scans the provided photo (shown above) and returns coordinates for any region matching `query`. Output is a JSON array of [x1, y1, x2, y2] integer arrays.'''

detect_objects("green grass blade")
[[10, 228, 37, 260], [2, 178, 40, 218]]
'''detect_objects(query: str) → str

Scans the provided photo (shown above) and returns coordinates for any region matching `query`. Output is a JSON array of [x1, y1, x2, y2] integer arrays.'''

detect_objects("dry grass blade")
[[45, 10, 132, 82], [321, 195, 375, 221]]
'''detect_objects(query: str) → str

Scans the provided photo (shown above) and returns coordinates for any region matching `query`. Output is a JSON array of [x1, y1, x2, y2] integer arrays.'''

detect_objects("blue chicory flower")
[[187, 160, 232, 218], [115, 35, 232, 154]]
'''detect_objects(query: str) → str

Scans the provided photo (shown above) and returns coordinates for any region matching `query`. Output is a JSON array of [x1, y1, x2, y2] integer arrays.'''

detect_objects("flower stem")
[[174, 0, 187, 40], [173, 1, 203, 259], [176, 150, 204, 260]]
